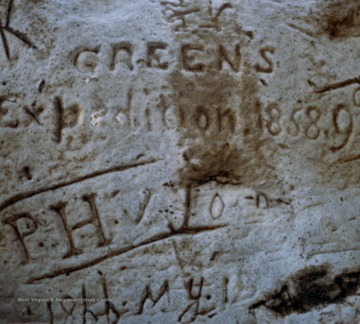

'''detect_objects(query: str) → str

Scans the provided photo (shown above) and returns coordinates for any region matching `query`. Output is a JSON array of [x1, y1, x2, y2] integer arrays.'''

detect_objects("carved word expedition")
[[0, 94, 83, 144]]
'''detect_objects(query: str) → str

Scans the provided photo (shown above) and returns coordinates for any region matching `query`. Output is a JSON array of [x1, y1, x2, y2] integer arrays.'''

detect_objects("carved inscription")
[[110, 42, 133, 71], [0, 94, 85, 146], [261, 99, 356, 152], [91, 90, 238, 134], [159, 0, 232, 32], [1, 175, 230, 284], [147, 42, 169, 69], [3, 2, 360, 323], [0, 95, 45, 129], [39, 272, 235, 323], [255, 47, 275, 73], [53, 96, 83, 143], [50, 194, 110, 259], [135, 280, 170, 315], [74, 48, 100, 73], [209, 193, 224, 219], [3, 213, 38, 264], [0, 95, 19, 128], [46, 275, 123, 323], [178, 275, 230, 323], [71, 42, 273, 74], [0, 97, 43, 128]]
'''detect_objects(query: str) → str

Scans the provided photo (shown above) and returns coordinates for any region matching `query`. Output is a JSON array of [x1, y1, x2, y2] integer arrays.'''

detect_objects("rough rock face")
[[0, 0, 359, 323]]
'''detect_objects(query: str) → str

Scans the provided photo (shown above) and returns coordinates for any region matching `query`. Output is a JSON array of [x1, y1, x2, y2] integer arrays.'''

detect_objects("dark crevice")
[[250, 265, 360, 317]]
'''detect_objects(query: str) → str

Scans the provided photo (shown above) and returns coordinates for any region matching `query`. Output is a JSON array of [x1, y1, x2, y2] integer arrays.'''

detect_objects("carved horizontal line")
[[307, 248, 360, 258], [27, 225, 226, 284], [0, 159, 160, 213], [341, 154, 360, 164]]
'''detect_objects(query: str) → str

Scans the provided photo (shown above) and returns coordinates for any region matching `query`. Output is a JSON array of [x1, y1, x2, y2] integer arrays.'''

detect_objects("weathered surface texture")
[[0, 0, 359, 323]]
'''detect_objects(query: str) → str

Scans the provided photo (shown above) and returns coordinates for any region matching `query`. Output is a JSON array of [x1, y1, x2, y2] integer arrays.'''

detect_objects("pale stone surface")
[[0, 0, 360, 323]]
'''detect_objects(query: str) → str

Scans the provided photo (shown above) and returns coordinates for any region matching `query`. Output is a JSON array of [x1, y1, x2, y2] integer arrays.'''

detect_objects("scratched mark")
[[135, 190, 152, 225], [0, 159, 160, 213], [336, 154, 360, 164], [312, 77, 360, 93], [286, 22, 315, 38], [27, 224, 226, 283], [250, 265, 360, 316], [301, 202, 324, 211], [307, 248, 360, 258], [172, 240, 186, 278], [0, 0, 37, 61]]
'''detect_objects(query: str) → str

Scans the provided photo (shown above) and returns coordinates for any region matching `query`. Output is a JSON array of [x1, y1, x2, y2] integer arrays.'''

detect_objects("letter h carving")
[[51, 193, 110, 258]]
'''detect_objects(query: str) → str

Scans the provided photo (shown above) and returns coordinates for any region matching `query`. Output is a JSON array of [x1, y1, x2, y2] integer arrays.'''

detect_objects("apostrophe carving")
[[210, 193, 225, 219]]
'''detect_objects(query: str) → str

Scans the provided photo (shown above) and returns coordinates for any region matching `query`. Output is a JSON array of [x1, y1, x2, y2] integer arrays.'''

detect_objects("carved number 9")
[[330, 104, 353, 152]]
